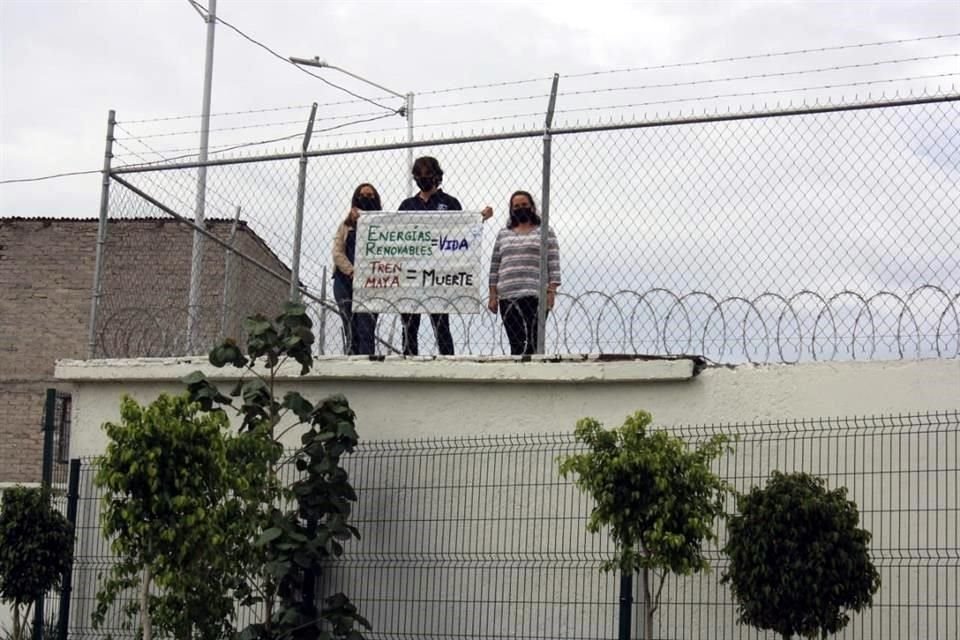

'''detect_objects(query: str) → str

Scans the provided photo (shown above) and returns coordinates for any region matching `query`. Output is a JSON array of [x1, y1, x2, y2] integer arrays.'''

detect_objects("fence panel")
[[96, 97, 960, 361], [63, 410, 959, 640]]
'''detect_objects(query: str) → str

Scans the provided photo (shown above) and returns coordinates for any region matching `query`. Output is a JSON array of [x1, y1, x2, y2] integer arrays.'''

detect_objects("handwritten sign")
[[353, 211, 483, 313]]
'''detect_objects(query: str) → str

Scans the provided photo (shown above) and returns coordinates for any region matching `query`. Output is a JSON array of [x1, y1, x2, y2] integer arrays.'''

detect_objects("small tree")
[[557, 411, 732, 639], [185, 302, 370, 640], [93, 393, 272, 640], [0, 487, 73, 640], [722, 471, 881, 640]]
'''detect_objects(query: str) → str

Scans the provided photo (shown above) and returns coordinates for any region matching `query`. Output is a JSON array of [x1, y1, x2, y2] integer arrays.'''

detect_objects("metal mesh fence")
[[63, 410, 959, 640], [95, 96, 960, 362]]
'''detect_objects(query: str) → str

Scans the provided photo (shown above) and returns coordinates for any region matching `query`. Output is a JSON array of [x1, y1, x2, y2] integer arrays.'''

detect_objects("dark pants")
[[499, 296, 544, 356], [401, 313, 454, 356], [333, 276, 378, 355]]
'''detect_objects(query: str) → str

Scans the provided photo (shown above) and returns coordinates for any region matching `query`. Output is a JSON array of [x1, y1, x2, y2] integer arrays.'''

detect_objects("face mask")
[[356, 196, 378, 211], [511, 207, 534, 224], [415, 175, 436, 192]]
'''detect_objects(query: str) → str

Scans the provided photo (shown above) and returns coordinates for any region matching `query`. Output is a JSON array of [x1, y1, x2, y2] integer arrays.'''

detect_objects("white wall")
[[53, 356, 960, 639], [56, 356, 959, 456]]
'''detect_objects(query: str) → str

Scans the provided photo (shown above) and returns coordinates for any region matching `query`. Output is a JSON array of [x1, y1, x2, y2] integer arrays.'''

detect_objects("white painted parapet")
[[55, 356, 959, 458]]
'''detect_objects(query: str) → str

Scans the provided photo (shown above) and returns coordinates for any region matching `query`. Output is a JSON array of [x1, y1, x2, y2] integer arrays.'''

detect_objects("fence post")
[[186, 0, 218, 355], [536, 73, 560, 355], [40, 389, 57, 488], [290, 103, 318, 302], [405, 92, 415, 196], [55, 460, 82, 640], [31, 390, 57, 639], [87, 109, 116, 359], [618, 572, 633, 640], [318, 266, 328, 355]]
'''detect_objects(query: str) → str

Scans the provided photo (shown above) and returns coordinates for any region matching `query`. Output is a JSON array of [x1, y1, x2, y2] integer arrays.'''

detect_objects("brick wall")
[[0, 217, 290, 483]]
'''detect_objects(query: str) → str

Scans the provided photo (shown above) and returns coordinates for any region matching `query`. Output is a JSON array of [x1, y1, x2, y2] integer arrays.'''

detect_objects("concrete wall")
[[56, 357, 959, 456], [53, 356, 960, 639]]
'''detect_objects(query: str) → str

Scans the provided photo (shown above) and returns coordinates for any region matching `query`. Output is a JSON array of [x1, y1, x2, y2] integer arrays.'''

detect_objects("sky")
[[2, 0, 958, 217]]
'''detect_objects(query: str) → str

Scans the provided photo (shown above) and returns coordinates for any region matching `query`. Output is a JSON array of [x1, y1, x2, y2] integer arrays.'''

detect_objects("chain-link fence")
[[62, 410, 960, 639], [92, 95, 960, 362]]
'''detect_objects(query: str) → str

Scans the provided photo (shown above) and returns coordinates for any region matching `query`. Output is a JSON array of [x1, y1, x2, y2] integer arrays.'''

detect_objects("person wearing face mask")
[[398, 156, 494, 356], [487, 190, 561, 356], [332, 183, 382, 355]]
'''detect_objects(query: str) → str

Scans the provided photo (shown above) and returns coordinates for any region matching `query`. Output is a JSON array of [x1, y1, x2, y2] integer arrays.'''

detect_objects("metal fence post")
[[56, 459, 82, 640], [536, 73, 560, 355], [86, 110, 116, 359], [186, 0, 218, 354], [406, 92, 415, 196], [619, 572, 633, 640], [32, 391, 56, 640], [290, 103, 318, 302], [40, 389, 57, 488], [318, 266, 328, 355]]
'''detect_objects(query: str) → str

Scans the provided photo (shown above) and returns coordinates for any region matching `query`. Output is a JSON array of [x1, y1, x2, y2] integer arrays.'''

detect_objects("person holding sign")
[[332, 183, 382, 355], [398, 156, 494, 356], [487, 190, 561, 356]]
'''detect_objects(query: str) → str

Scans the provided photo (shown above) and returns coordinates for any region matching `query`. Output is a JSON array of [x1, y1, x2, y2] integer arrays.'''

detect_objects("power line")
[[0, 169, 102, 185], [185, 0, 402, 115]]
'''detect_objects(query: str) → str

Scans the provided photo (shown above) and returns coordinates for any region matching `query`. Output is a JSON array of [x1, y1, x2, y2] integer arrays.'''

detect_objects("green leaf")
[[282, 392, 314, 422], [181, 371, 207, 385], [255, 526, 284, 547]]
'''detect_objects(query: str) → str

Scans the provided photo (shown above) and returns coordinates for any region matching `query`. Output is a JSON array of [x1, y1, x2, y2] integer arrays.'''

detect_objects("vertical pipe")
[[56, 459, 82, 640], [31, 392, 54, 640], [535, 73, 560, 355], [187, 0, 217, 354], [86, 109, 116, 359], [318, 266, 328, 355], [219, 205, 242, 339], [406, 92, 415, 196], [619, 573, 633, 640], [290, 103, 318, 301], [40, 389, 56, 488]]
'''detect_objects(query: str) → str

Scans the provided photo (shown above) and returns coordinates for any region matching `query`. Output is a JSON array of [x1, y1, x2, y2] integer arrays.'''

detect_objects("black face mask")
[[415, 175, 436, 192], [356, 196, 378, 211], [511, 207, 534, 224]]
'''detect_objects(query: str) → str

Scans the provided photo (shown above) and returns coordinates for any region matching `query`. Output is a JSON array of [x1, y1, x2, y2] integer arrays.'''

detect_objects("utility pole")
[[187, 0, 217, 354]]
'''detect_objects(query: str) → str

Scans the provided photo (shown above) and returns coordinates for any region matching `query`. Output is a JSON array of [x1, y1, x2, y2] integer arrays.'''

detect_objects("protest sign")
[[353, 211, 483, 313]]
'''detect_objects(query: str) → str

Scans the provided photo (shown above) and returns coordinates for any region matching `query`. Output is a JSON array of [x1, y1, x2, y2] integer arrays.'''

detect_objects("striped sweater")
[[488, 226, 561, 299]]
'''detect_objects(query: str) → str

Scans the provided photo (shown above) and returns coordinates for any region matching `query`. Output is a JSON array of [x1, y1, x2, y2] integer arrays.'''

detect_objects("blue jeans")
[[333, 275, 378, 355]]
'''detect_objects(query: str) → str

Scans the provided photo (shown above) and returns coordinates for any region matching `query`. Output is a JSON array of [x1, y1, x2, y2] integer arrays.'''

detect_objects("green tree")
[[184, 301, 369, 640], [93, 393, 273, 640], [722, 471, 881, 640], [557, 411, 732, 639], [0, 487, 73, 640]]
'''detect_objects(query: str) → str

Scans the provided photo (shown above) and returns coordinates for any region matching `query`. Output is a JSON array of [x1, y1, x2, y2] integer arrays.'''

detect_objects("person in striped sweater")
[[487, 190, 561, 355]]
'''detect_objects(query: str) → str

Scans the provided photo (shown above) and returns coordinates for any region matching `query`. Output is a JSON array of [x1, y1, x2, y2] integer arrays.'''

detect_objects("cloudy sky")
[[2, 0, 958, 217]]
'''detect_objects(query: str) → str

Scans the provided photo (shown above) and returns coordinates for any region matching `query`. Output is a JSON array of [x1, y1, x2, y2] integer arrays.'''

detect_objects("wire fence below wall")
[[62, 410, 960, 640]]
